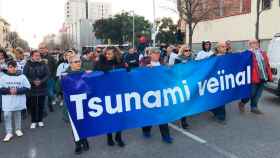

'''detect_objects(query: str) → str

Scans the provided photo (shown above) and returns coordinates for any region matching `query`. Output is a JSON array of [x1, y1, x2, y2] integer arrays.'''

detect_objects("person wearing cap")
[[141, 47, 174, 144], [237, 39, 272, 114], [196, 41, 214, 60]]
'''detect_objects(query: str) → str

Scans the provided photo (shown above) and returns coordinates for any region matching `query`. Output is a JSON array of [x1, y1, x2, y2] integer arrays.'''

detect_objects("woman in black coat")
[[95, 46, 126, 147]]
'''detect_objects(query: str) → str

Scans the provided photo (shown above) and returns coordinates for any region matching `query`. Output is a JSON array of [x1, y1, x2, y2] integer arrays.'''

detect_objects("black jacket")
[[23, 60, 50, 96], [42, 54, 57, 78], [124, 53, 139, 70], [95, 55, 124, 72]]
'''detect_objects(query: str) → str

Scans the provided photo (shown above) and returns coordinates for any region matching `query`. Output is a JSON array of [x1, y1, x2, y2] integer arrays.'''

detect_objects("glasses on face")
[[184, 49, 191, 52], [71, 60, 81, 64]]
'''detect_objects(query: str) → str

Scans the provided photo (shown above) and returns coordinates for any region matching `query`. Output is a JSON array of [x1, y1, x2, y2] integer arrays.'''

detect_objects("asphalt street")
[[0, 91, 280, 158]]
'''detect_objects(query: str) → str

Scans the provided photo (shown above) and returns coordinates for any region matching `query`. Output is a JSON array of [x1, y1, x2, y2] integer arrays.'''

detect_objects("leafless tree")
[[178, 0, 220, 49]]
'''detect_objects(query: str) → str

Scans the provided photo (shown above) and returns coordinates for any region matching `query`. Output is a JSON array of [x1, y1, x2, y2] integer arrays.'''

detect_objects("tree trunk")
[[255, 0, 261, 40], [188, 23, 193, 50]]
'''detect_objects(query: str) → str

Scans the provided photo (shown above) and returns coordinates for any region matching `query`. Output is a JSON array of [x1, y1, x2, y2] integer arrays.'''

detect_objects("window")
[[262, 0, 271, 10]]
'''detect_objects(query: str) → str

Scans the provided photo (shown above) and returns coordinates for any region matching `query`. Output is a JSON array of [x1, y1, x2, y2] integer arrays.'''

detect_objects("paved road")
[[0, 91, 280, 158]]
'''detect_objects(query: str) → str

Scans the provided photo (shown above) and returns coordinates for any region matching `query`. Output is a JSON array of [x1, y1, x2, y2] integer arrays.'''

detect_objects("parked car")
[[266, 33, 280, 96]]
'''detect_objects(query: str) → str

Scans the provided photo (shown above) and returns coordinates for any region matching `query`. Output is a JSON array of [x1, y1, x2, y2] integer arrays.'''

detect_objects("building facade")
[[0, 17, 10, 48], [64, 0, 112, 52], [88, 1, 112, 21], [178, 0, 280, 51]]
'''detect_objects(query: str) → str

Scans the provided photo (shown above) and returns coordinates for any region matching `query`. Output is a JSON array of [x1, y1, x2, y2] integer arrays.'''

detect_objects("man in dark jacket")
[[123, 47, 139, 71], [39, 43, 57, 112], [23, 50, 50, 129]]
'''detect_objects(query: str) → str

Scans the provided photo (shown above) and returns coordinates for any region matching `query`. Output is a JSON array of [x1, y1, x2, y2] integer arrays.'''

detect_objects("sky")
[[1, 0, 178, 48]]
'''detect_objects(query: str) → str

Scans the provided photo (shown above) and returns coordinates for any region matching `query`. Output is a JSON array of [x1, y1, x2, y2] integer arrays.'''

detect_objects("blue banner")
[[62, 51, 252, 139]]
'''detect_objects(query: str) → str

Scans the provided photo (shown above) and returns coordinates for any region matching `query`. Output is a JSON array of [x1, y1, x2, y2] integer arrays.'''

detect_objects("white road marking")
[[169, 123, 207, 144], [169, 123, 240, 158]]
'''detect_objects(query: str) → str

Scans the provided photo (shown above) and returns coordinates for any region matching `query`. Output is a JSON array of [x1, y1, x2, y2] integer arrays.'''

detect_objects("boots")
[[115, 132, 125, 147], [107, 133, 125, 147], [75, 139, 89, 155], [107, 134, 115, 146], [75, 141, 82, 155], [81, 139, 89, 151], [181, 117, 189, 129]]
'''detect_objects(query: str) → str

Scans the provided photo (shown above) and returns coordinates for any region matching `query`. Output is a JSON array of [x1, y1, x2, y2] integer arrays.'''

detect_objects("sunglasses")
[[184, 49, 191, 52], [71, 60, 81, 64]]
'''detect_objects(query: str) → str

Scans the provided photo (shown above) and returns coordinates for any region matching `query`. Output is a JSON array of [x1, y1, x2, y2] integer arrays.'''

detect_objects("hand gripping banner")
[[62, 51, 252, 140]]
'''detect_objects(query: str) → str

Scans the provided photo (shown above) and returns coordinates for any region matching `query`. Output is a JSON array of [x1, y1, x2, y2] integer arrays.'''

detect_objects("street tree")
[[93, 12, 152, 45], [177, 0, 220, 49], [155, 17, 177, 44], [6, 32, 29, 50]]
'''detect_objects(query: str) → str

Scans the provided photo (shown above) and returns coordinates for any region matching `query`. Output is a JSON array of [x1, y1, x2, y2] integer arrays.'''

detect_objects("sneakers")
[[3, 133, 13, 142], [30, 123, 37, 129], [38, 122, 44, 127], [15, 130, 23, 137], [251, 108, 263, 115]]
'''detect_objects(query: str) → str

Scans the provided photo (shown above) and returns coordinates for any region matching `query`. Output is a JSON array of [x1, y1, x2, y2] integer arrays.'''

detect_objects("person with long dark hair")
[[95, 46, 126, 147]]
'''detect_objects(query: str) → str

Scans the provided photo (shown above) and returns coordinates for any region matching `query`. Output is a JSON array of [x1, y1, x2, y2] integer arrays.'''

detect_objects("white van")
[[266, 33, 280, 96]]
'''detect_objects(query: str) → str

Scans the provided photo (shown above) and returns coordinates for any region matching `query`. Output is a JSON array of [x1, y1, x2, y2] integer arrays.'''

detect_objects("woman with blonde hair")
[[175, 45, 193, 64]]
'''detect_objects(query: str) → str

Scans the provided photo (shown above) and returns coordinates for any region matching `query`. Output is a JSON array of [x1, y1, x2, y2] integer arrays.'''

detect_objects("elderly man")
[[38, 43, 57, 113], [210, 41, 229, 124], [238, 39, 272, 114]]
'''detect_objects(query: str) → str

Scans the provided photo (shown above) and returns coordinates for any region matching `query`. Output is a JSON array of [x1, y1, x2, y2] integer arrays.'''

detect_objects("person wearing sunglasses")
[[64, 55, 90, 155], [175, 45, 193, 64]]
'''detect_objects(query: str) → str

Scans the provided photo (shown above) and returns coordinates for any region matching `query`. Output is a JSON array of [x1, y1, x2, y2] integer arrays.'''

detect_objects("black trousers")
[[30, 96, 45, 123], [211, 106, 226, 121], [107, 131, 122, 140], [142, 124, 170, 137]]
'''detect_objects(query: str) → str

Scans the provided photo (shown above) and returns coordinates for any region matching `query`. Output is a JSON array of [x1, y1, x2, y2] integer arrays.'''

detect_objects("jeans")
[[241, 82, 265, 109], [30, 96, 45, 123], [4, 111, 22, 134]]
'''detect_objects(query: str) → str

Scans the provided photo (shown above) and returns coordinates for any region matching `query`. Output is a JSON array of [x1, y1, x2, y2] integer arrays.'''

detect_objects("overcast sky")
[[1, 0, 178, 48]]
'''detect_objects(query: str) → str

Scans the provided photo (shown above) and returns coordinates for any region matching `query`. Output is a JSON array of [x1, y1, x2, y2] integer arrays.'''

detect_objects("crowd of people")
[[0, 39, 272, 155]]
